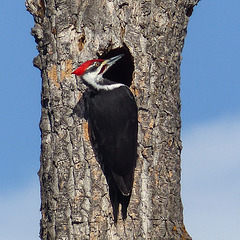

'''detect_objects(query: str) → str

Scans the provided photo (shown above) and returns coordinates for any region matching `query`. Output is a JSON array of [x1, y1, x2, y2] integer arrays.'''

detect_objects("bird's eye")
[[94, 62, 101, 67]]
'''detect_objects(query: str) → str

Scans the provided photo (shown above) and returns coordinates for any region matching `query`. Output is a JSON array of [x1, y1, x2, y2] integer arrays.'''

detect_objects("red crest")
[[72, 59, 104, 76]]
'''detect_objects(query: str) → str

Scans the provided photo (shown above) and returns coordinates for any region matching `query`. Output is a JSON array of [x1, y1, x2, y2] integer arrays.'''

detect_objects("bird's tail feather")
[[121, 194, 131, 220], [108, 177, 131, 223]]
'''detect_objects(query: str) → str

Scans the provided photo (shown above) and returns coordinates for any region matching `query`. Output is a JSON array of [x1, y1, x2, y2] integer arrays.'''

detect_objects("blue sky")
[[0, 1, 239, 239], [181, 1, 240, 239]]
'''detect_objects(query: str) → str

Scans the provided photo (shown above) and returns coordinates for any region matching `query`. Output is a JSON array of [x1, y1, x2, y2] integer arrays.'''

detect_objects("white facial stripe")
[[82, 72, 124, 91]]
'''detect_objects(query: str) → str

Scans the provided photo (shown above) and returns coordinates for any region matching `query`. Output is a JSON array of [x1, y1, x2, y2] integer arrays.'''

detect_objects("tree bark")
[[26, 0, 199, 239]]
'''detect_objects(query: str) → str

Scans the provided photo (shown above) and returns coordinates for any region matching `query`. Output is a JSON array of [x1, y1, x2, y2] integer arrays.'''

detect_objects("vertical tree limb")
[[26, 0, 199, 239]]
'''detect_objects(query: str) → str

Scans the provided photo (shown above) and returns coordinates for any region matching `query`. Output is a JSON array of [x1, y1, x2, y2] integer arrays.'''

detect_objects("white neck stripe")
[[82, 72, 124, 91], [97, 83, 124, 91]]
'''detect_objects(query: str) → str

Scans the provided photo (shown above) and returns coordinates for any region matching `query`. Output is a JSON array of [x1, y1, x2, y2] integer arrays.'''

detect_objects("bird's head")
[[72, 54, 124, 90]]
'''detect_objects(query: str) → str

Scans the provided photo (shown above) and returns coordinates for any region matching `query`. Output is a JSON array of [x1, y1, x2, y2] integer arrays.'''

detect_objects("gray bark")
[[26, 0, 199, 239]]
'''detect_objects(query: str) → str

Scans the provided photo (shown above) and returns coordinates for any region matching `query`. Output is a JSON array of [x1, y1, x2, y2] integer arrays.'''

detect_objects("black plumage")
[[88, 86, 138, 222]]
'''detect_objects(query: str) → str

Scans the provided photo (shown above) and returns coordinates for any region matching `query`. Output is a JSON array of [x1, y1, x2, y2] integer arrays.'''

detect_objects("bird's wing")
[[89, 87, 138, 179]]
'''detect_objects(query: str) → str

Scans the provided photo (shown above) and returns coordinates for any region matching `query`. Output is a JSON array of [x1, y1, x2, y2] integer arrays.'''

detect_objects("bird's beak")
[[102, 54, 124, 68]]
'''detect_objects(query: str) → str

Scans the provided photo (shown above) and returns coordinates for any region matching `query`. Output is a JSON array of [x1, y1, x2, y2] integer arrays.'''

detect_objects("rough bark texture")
[[26, 0, 199, 239]]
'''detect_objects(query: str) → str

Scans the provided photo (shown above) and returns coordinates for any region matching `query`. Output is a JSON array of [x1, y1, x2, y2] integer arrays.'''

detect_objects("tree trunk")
[[26, 0, 199, 239]]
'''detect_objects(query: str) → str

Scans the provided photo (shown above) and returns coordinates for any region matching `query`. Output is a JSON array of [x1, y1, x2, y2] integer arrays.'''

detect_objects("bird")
[[72, 54, 138, 222]]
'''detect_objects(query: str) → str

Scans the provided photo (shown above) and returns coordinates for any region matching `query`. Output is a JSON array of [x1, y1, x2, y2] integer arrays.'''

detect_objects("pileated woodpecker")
[[72, 54, 138, 222]]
